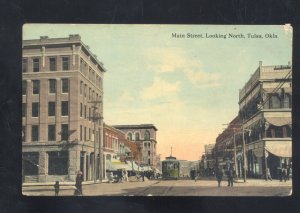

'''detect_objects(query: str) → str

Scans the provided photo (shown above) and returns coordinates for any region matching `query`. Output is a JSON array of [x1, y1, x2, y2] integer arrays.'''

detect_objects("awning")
[[265, 141, 292, 158], [106, 160, 132, 171], [265, 117, 292, 126]]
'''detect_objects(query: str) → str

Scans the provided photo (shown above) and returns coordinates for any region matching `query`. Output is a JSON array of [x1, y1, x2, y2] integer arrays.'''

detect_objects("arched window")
[[283, 94, 291, 108], [271, 95, 281, 109], [135, 132, 140, 141], [144, 131, 150, 140], [127, 132, 132, 141]]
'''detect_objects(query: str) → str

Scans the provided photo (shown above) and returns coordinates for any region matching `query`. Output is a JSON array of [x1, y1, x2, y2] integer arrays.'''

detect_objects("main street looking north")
[[23, 179, 292, 196]]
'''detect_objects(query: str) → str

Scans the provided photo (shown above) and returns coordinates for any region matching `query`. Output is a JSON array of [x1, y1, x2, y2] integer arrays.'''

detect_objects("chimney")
[[40, 36, 49, 40], [69, 34, 81, 40]]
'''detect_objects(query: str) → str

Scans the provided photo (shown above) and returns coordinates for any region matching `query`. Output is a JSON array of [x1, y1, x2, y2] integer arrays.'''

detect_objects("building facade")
[[238, 61, 292, 179], [22, 35, 105, 183], [112, 124, 158, 169]]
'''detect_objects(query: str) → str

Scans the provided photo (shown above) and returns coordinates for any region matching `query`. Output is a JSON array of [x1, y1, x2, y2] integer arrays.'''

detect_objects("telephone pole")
[[88, 100, 102, 183]]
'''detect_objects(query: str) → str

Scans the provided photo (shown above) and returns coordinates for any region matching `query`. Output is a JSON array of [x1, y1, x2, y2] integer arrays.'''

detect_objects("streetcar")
[[162, 156, 180, 180]]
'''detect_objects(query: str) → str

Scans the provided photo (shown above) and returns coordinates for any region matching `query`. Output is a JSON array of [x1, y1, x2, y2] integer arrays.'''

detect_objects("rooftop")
[[112, 124, 158, 131]]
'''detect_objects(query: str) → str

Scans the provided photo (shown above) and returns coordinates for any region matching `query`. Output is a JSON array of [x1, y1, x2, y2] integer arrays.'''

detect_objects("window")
[[80, 59, 84, 72], [89, 108, 91, 121], [48, 102, 56, 116], [84, 105, 87, 119], [61, 79, 69, 93], [32, 102, 39, 117], [22, 58, 28, 73], [22, 103, 26, 117], [61, 101, 69, 116], [33, 58, 40, 72], [23, 152, 39, 175], [99, 77, 102, 88], [135, 132, 140, 140], [49, 57, 56, 71], [271, 95, 281, 109], [49, 79, 56, 94], [31, 125, 39, 141], [61, 124, 69, 141], [48, 125, 56, 141], [22, 80, 27, 95], [127, 133, 132, 141], [84, 127, 86, 141], [80, 81, 83, 95], [80, 125, 82, 141], [144, 131, 150, 140], [62, 56, 69, 70], [48, 151, 68, 175], [32, 80, 40, 94], [80, 103, 83, 117], [283, 94, 291, 108], [148, 159, 151, 165], [89, 88, 91, 100], [22, 126, 26, 142], [148, 151, 150, 156], [84, 84, 87, 97], [89, 128, 91, 141]]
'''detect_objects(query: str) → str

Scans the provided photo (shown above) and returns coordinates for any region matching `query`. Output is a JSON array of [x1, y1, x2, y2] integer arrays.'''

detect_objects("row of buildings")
[[22, 35, 160, 183], [208, 61, 292, 179]]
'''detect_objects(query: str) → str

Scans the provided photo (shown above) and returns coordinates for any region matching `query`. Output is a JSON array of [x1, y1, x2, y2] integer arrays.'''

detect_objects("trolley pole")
[[242, 126, 247, 183]]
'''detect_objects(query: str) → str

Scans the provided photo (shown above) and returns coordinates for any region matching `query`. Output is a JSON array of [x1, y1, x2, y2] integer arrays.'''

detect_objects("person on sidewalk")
[[74, 171, 83, 196], [216, 167, 224, 187], [227, 165, 234, 187], [54, 181, 60, 196], [265, 168, 272, 181]]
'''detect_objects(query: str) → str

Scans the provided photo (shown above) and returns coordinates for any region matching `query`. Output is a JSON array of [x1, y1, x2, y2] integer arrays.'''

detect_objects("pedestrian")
[[282, 167, 287, 182], [74, 171, 83, 196], [216, 167, 223, 187], [287, 163, 291, 181], [54, 181, 60, 196], [265, 168, 272, 181], [227, 166, 234, 187], [142, 172, 145, 182]]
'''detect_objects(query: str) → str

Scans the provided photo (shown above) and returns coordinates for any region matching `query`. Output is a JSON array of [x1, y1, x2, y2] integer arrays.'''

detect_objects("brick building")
[[22, 35, 105, 183], [112, 124, 158, 169]]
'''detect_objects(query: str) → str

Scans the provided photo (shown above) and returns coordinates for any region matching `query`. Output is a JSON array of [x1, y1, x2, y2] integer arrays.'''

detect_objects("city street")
[[22, 179, 292, 196]]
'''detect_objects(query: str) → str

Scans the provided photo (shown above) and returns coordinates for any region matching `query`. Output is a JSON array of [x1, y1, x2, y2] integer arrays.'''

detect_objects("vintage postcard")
[[22, 24, 292, 196]]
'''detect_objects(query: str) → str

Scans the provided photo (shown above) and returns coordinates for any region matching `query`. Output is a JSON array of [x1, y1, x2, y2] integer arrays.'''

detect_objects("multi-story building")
[[22, 35, 106, 183], [215, 116, 243, 177], [238, 61, 292, 179], [112, 124, 158, 169], [203, 144, 216, 176]]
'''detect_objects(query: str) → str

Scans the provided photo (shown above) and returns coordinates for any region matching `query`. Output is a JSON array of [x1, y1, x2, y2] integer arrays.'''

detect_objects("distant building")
[[113, 124, 158, 169], [238, 61, 292, 179], [22, 35, 106, 183]]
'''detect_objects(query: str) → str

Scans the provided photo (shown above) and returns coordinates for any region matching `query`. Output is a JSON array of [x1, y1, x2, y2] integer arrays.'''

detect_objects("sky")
[[23, 24, 292, 161]]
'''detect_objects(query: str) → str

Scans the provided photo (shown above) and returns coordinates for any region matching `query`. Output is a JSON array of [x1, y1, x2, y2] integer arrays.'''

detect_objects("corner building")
[[22, 35, 105, 183], [239, 61, 292, 179], [112, 124, 158, 169]]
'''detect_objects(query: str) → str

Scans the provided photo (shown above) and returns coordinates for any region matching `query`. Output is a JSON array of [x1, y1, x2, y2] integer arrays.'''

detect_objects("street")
[[22, 179, 292, 196]]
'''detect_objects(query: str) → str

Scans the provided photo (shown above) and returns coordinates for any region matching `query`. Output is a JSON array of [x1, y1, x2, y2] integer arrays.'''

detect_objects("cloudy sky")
[[23, 24, 292, 160]]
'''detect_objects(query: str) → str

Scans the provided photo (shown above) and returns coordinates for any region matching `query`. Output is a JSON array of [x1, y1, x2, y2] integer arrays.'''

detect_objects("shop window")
[[23, 152, 39, 175], [48, 151, 68, 175]]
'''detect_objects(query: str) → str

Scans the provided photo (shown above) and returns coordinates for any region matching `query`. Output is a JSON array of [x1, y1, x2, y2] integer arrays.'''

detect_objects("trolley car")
[[162, 156, 180, 180]]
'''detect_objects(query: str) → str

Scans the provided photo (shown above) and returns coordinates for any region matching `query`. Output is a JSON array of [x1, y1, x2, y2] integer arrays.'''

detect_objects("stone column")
[[69, 147, 79, 181], [38, 151, 48, 182]]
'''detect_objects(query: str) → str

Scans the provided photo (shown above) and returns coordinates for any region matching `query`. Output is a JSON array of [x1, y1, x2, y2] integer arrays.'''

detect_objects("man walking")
[[216, 167, 224, 187], [227, 165, 234, 187]]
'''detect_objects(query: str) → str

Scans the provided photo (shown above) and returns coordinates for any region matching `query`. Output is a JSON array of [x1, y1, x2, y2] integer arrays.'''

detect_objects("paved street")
[[23, 179, 292, 196]]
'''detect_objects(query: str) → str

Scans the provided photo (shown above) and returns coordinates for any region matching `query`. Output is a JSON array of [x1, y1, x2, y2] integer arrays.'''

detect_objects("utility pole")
[[88, 100, 102, 183]]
